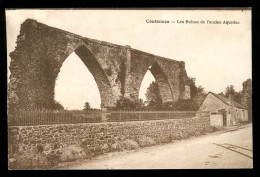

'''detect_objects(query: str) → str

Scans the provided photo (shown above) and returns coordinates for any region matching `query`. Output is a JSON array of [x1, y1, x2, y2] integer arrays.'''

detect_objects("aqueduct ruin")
[[8, 19, 191, 109]]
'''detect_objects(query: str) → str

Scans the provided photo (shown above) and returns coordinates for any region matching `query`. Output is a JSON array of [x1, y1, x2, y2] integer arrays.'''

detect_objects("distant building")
[[199, 92, 248, 126]]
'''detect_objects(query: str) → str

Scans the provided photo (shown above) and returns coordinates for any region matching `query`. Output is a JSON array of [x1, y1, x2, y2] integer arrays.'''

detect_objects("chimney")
[[227, 94, 234, 106]]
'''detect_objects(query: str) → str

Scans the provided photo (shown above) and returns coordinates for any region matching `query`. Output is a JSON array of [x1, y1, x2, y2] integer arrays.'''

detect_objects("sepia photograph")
[[6, 9, 252, 169]]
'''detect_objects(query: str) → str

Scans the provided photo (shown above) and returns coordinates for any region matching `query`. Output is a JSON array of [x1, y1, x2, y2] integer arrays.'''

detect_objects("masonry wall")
[[210, 114, 223, 127], [8, 117, 210, 169], [128, 49, 190, 103]]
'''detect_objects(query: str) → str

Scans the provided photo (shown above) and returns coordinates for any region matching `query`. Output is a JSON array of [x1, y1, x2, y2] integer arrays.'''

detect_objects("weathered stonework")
[[8, 19, 191, 109], [8, 116, 210, 169], [210, 114, 223, 127]]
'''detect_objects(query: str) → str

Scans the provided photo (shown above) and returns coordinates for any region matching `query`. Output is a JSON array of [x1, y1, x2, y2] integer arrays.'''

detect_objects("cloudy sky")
[[6, 9, 251, 109]]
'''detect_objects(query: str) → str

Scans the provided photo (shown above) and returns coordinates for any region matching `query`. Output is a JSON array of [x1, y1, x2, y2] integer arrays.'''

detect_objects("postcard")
[[6, 9, 252, 169]]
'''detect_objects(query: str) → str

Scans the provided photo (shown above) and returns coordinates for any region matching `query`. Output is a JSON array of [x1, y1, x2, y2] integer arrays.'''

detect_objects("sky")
[[6, 9, 251, 109]]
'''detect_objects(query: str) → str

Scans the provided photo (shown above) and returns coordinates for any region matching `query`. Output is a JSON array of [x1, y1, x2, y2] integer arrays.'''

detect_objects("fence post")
[[34, 110, 37, 125], [63, 111, 66, 124], [120, 111, 122, 121], [20, 110, 22, 126], [36, 110, 38, 125], [51, 110, 53, 124], [31, 110, 33, 126], [24, 111, 26, 126]]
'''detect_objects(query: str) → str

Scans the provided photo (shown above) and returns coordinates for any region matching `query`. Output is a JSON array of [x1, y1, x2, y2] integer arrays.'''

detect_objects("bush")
[[171, 99, 199, 111], [114, 96, 144, 110], [46, 151, 61, 164], [136, 136, 156, 147], [53, 101, 64, 111], [189, 130, 201, 137], [141, 99, 199, 111], [205, 126, 222, 133], [155, 135, 172, 143], [178, 131, 190, 139], [111, 142, 122, 151], [119, 139, 139, 150], [9, 153, 50, 169], [59, 145, 87, 162]]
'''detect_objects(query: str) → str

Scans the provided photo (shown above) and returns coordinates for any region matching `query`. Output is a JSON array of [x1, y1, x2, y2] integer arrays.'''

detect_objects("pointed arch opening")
[[54, 45, 114, 110], [138, 69, 156, 103], [55, 52, 101, 110], [138, 62, 173, 104]]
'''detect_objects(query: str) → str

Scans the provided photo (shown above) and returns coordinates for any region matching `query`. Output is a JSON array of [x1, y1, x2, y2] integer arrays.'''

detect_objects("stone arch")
[[138, 62, 173, 103], [74, 45, 114, 108], [8, 23, 114, 110], [54, 44, 114, 109], [8, 19, 190, 110]]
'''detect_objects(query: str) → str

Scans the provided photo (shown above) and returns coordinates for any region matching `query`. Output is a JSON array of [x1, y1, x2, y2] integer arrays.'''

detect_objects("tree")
[[145, 81, 162, 108], [234, 91, 242, 104], [144, 78, 206, 110], [83, 102, 91, 111], [188, 77, 206, 107], [225, 85, 235, 98], [224, 85, 242, 104], [115, 96, 144, 110], [133, 98, 145, 110], [241, 79, 252, 121], [189, 77, 197, 99], [241, 79, 252, 106], [53, 101, 64, 110]]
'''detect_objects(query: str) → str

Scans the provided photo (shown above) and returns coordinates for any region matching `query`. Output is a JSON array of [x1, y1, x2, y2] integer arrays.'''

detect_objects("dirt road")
[[65, 124, 253, 169]]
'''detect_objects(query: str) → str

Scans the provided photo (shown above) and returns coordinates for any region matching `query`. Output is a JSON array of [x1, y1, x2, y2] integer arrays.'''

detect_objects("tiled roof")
[[209, 92, 247, 109]]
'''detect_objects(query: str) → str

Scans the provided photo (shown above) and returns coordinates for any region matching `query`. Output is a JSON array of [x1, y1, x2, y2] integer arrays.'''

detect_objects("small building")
[[199, 92, 248, 127]]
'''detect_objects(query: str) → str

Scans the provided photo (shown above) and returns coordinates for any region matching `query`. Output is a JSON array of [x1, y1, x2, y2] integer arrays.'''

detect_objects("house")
[[199, 92, 248, 126]]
